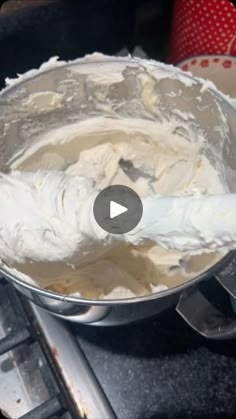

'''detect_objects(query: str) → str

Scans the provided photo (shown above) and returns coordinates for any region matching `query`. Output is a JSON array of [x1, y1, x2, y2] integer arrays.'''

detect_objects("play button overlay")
[[110, 201, 128, 218], [93, 185, 143, 234]]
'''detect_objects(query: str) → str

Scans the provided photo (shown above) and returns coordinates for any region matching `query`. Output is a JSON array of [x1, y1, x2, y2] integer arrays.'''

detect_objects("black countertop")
[[72, 307, 236, 419]]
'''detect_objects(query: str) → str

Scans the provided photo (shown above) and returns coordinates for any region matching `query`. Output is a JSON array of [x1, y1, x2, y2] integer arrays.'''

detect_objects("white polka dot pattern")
[[169, 0, 236, 64]]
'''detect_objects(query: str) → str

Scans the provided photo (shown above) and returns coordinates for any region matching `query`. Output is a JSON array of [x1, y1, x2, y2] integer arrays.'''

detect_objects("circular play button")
[[93, 185, 143, 234]]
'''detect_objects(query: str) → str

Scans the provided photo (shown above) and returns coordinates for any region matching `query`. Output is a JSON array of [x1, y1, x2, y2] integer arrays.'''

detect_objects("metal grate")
[[0, 279, 77, 419], [20, 396, 62, 419]]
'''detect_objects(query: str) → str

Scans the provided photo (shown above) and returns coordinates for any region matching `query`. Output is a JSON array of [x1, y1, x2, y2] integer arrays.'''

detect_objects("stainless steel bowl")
[[1, 56, 236, 336]]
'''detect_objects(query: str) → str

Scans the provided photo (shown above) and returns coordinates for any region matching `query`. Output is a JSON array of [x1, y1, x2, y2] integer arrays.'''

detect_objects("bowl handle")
[[214, 253, 236, 299], [176, 285, 236, 339], [176, 253, 236, 339]]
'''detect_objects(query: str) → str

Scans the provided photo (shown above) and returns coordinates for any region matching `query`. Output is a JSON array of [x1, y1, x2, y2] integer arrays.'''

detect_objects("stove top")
[[73, 311, 236, 419], [0, 280, 115, 418], [1, 279, 236, 419]]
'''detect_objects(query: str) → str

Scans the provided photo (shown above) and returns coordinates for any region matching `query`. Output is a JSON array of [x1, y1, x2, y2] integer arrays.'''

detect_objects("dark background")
[[0, 0, 173, 87]]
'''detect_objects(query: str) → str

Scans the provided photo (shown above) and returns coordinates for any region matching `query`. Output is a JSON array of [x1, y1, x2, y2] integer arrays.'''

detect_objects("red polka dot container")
[[169, 0, 236, 64], [177, 55, 236, 96]]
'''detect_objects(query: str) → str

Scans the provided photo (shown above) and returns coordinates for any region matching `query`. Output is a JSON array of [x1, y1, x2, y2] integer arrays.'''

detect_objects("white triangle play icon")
[[110, 200, 128, 219]]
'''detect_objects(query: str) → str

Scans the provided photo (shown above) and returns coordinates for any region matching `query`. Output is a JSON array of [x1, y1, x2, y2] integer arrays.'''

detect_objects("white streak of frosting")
[[128, 194, 236, 253]]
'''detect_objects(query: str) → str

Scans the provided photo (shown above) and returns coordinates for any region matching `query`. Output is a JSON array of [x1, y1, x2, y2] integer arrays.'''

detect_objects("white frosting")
[[0, 171, 113, 265], [6, 115, 226, 299], [128, 194, 236, 253], [4, 56, 67, 92], [22, 91, 64, 114], [3, 52, 232, 105], [1, 169, 233, 268], [0, 54, 231, 300]]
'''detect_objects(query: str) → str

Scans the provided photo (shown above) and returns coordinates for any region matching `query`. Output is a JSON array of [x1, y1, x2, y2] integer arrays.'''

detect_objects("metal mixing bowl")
[[0, 56, 236, 335]]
